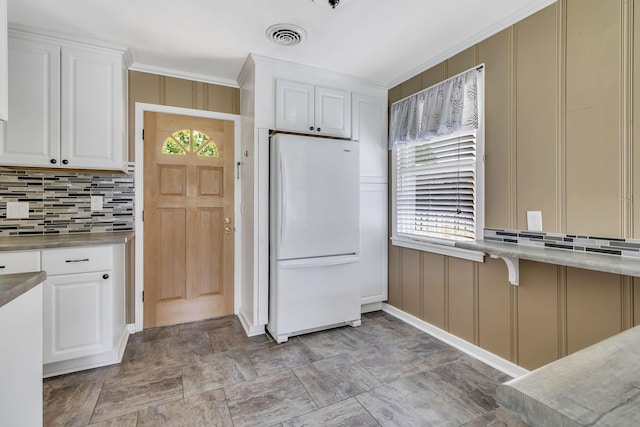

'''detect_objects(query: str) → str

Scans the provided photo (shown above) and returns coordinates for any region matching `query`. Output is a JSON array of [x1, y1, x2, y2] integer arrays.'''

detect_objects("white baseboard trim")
[[361, 302, 383, 313], [382, 303, 529, 379], [238, 308, 266, 337], [115, 327, 130, 361], [126, 323, 137, 334]]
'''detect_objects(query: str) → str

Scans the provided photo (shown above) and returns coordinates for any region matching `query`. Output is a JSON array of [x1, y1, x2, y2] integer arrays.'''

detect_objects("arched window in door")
[[161, 129, 220, 157]]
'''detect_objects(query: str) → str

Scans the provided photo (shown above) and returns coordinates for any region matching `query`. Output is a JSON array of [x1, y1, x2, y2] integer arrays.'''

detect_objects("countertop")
[[0, 231, 135, 252], [0, 271, 47, 308], [497, 323, 640, 426], [455, 239, 640, 277]]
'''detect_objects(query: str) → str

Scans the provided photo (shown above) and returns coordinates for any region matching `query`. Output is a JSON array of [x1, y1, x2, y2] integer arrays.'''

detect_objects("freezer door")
[[271, 133, 359, 260], [268, 255, 361, 342]]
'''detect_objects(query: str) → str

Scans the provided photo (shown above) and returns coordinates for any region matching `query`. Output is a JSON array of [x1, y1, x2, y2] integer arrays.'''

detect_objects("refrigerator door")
[[271, 133, 359, 261]]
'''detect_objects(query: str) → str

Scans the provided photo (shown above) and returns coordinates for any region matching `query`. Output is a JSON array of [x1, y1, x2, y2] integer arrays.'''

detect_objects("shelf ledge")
[[455, 240, 640, 286]]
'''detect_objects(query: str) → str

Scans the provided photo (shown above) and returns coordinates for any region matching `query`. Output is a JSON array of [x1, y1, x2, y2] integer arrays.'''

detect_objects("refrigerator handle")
[[280, 154, 287, 245]]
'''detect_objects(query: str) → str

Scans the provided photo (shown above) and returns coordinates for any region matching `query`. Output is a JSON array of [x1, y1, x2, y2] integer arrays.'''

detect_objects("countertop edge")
[[0, 271, 47, 309], [456, 240, 640, 277], [0, 231, 135, 252]]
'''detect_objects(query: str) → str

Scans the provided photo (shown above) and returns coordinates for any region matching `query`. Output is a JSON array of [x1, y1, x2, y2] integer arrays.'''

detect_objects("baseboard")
[[361, 302, 383, 313], [382, 303, 529, 379], [238, 308, 266, 337], [115, 326, 130, 361], [126, 323, 137, 334]]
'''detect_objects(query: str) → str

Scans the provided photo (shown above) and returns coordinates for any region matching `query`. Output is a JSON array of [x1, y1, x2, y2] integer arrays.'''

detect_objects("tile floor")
[[43, 311, 527, 426]]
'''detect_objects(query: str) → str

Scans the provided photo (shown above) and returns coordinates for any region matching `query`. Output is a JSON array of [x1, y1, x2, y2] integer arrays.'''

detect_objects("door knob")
[[224, 217, 231, 224], [224, 226, 232, 235]]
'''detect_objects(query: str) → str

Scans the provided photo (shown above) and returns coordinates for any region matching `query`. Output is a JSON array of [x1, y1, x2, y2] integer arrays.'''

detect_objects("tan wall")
[[388, 0, 640, 370], [128, 71, 240, 161], [126, 71, 240, 322]]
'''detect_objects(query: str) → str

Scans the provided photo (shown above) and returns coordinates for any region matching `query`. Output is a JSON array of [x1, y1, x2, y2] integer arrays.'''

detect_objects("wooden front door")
[[143, 112, 234, 328]]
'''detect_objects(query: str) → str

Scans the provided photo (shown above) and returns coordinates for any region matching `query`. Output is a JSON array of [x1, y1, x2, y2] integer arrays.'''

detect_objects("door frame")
[[133, 102, 242, 332]]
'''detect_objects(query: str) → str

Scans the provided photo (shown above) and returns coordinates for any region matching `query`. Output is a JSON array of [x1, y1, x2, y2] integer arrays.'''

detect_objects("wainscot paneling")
[[422, 252, 446, 329], [515, 4, 558, 232], [478, 29, 512, 229], [477, 257, 512, 362], [388, 0, 640, 370], [565, 0, 621, 237]]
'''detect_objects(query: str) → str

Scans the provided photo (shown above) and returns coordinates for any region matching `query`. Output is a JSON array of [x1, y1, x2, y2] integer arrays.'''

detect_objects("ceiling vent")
[[266, 24, 307, 47]]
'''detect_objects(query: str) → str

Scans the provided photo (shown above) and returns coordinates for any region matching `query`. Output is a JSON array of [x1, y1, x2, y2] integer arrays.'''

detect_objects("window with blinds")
[[395, 132, 476, 242]]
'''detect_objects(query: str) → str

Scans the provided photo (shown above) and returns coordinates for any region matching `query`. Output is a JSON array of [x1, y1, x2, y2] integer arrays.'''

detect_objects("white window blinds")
[[391, 65, 483, 247], [396, 132, 476, 241]]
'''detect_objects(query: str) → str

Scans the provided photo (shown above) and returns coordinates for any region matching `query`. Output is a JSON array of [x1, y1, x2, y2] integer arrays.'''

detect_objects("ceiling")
[[7, 0, 556, 88]]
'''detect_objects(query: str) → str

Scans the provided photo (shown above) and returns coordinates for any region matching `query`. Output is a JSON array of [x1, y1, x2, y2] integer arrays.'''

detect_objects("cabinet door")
[[275, 80, 314, 134], [43, 271, 113, 364], [61, 46, 124, 170], [315, 86, 351, 138], [0, 0, 7, 122], [360, 183, 388, 304], [352, 94, 387, 183], [0, 37, 60, 167]]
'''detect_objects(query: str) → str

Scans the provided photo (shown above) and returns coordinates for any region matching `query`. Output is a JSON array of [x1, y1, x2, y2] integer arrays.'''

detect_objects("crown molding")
[[249, 53, 387, 90], [386, 0, 557, 88], [8, 23, 129, 55], [128, 62, 239, 88]]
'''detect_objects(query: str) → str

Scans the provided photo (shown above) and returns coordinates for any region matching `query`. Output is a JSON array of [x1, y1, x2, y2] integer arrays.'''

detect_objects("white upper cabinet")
[[61, 46, 124, 169], [0, 0, 7, 122], [275, 79, 351, 138], [314, 86, 351, 138], [0, 37, 60, 166], [352, 94, 388, 183], [0, 31, 127, 170]]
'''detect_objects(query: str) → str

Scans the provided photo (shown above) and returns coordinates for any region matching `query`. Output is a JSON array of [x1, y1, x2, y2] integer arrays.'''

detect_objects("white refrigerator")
[[268, 133, 361, 343]]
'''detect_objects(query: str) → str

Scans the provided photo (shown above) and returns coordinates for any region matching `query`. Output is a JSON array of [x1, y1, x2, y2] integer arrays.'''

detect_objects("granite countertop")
[[455, 239, 640, 277], [0, 231, 135, 252], [0, 271, 47, 308]]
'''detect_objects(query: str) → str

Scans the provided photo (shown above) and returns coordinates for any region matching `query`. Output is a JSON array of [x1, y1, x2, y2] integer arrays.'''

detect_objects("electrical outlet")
[[6, 201, 29, 219], [527, 211, 542, 231], [91, 196, 103, 211]]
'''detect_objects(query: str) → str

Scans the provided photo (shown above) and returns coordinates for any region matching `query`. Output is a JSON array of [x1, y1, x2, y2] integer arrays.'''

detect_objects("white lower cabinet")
[[43, 272, 112, 364], [0, 284, 43, 427], [42, 244, 127, 377]]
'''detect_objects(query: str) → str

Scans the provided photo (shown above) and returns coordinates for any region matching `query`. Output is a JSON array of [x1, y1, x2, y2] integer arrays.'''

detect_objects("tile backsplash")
[[0, 163, 134, 236], [484, 227, 640, 259]]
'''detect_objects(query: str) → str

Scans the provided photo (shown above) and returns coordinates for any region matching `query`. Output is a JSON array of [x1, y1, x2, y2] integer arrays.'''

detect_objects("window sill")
[[391, 237, 485, 263]]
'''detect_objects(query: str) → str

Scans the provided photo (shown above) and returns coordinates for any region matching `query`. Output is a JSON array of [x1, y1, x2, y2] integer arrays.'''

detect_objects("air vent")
[[266, 24, 307, 47]]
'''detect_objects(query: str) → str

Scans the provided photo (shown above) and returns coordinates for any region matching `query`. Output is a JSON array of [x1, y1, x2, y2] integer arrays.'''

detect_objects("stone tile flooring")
[[43, 311, 526, 426]]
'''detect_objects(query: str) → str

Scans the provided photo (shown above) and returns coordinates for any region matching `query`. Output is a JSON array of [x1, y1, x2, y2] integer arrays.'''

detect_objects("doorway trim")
[[134, 102, 242, 332]]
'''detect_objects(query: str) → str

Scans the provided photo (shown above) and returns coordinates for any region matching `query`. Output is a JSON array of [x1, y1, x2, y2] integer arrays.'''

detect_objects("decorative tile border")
[[0, 163, 134, 236], [484, 227, 640, 259]]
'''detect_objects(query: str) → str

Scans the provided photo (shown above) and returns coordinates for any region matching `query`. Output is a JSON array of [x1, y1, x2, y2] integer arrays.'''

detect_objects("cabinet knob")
[[317, 127, 321, 132], [102, 273, 110, 280], [50, 159, 57, 164], [62, 159, 69, 165], [309, 126, 314, 131]]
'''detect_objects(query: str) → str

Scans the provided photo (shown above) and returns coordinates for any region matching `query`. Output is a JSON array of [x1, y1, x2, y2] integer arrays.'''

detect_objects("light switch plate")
[[6, 201, 29, 219], [91, 196, 103, 211], [527, 211, 542, 231]]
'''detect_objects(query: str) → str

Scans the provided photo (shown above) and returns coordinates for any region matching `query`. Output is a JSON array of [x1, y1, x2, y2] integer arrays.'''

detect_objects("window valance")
[[389, 67, 482, 149]]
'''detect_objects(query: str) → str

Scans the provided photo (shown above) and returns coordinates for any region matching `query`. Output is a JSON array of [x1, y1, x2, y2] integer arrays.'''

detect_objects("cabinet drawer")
[[42, 246, 112, 275], [0, 251, 41, 275]]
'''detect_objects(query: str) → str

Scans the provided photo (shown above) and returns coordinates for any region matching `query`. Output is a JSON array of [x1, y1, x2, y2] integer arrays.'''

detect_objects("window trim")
[[390, 67, 485, 262]]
